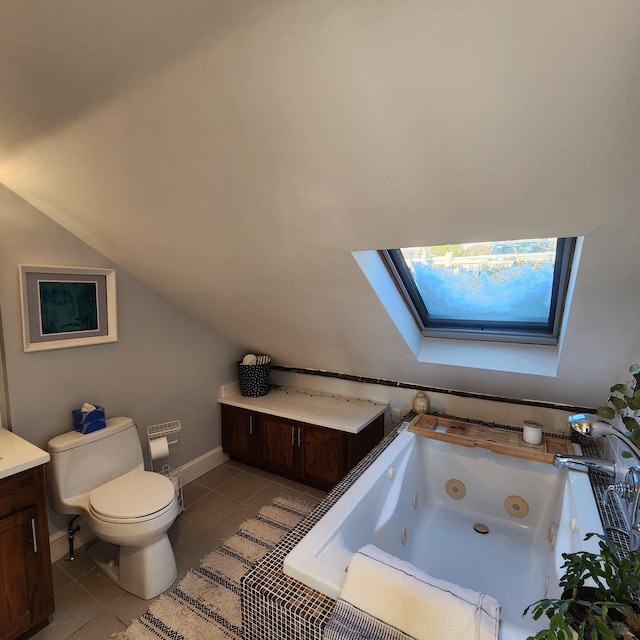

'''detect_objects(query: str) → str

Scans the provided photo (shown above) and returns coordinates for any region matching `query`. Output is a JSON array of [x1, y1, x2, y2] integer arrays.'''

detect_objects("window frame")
[[380, 237, 576, 346]]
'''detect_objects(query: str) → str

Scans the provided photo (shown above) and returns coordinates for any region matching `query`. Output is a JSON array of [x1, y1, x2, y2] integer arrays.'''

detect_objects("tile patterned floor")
[[32, 460, 325, 640]]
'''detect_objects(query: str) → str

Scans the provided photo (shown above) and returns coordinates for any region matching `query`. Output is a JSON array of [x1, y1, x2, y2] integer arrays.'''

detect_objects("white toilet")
[[47, 416, 180, 599]]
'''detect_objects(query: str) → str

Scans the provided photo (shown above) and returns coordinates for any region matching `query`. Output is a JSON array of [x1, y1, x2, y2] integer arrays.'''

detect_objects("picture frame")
[[19, 265, 117, 352]]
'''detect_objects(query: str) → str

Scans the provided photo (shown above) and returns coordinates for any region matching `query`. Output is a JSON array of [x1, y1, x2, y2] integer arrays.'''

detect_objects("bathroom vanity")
[[220, 388, 387, 490], [0, 428, 54, 640]]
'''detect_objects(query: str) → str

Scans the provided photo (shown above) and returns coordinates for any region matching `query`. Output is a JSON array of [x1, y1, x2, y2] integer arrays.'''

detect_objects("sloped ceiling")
[[1, 0, 639, 407]]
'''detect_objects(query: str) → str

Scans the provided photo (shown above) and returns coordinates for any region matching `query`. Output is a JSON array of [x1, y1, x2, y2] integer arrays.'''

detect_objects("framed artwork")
[[19, 265, 117, 352]]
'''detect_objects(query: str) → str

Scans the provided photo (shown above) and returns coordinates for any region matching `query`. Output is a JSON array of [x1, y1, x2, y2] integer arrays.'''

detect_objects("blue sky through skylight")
[[400, 238, 557, 324]]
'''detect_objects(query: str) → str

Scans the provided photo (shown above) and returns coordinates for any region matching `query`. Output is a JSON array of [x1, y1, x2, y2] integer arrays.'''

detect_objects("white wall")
[[270, 370, 578, 437], [2, 1, 639, 412], [0, 184, 238, 536], [0, 4, 639, 556]]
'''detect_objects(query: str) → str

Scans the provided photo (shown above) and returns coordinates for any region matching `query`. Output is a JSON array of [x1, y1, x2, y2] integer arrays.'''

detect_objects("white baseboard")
[[179, 444, 229, 485], [48, 445, 229, 563]]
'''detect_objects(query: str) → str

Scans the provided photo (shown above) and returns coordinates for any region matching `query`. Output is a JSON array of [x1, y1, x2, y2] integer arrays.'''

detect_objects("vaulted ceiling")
[[1, 0, 639, 407]]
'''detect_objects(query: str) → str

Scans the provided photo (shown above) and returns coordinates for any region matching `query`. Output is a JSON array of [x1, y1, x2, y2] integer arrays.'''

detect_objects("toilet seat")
[[89, 470, 176, 523]]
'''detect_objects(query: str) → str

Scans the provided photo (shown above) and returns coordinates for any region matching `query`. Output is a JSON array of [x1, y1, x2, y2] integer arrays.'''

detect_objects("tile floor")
[[32, 460, 326, 640]]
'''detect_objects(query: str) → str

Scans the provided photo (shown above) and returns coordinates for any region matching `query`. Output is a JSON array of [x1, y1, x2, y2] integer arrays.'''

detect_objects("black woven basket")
[[238, 362, 271, 397]]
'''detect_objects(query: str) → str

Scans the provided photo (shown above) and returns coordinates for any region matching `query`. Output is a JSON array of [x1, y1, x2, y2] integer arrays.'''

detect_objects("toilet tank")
[[47, 417, 144, 513]]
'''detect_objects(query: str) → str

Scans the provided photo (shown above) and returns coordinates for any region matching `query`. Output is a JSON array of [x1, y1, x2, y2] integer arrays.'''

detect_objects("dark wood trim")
[[271, 365, 595, 414]]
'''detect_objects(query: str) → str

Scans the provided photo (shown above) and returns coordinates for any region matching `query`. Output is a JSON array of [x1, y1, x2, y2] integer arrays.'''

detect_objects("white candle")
[[522, 420, 543, 445]]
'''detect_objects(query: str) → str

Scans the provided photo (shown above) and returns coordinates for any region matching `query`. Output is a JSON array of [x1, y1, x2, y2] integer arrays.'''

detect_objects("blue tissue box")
[[72, 406, 106, 434]]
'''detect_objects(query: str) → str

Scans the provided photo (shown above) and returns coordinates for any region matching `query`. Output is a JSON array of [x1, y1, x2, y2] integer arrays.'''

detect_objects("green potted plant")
[[597, 364, 640, 448], [524, 533, 640, 639]]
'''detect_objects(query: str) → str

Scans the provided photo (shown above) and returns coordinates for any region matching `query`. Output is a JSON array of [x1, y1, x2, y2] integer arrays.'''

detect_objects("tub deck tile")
[[241, 426, 402, 640]]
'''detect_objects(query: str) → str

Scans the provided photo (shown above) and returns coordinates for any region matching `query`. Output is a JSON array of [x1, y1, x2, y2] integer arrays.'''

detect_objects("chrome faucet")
[[556, 413, 640, 550], [552, 412, 640, 477], [566, 413, 640, 461], [552, 453, 616, 478]]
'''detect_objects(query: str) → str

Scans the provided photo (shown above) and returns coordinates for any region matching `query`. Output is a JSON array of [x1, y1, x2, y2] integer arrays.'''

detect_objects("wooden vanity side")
[[0, 466, 54, 640], [345, 414, 385, 470]]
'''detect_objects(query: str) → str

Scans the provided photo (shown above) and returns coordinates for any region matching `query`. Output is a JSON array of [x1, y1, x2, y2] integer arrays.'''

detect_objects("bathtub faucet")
[[551, 413, 633, 478], [552, 453, 616, 478], [561, 413, 640, 550], [566, 413, 640, 461]]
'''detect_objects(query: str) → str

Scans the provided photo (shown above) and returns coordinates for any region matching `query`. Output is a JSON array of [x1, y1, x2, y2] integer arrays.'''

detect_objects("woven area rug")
[[116, 495, 315, 640]]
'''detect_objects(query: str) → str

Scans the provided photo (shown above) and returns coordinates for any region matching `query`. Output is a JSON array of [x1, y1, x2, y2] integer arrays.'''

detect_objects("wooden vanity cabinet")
[[257, 414, 300, 479], [298, 423, 347, 489], [0, 466, 54, 640], [221, 404, 384, 491], [220, 404, 258, 466]]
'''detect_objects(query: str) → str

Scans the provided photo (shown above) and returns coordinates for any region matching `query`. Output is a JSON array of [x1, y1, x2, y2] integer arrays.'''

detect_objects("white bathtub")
[[284, 424, 604, 640]]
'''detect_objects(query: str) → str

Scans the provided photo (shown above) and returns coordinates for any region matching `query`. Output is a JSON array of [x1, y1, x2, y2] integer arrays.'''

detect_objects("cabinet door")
[[257, 415, 299, 478], [0, 505, 39, 640], [300, 423, 346, 490], [221, 405, 257, 465]]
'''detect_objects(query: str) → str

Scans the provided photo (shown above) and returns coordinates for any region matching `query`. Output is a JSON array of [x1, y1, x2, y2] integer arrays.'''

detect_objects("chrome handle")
[[297, 426, 301, 447], [605, 482, 633, 502], [249, 415, 253, 435], [628, 466, 640, 488], [30, 518, 37, 553], [291, 425, 295, 446]]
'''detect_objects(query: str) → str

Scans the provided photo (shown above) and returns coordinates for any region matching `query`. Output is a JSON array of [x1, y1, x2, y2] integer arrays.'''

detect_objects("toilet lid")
[[89, 470, 176, 520]]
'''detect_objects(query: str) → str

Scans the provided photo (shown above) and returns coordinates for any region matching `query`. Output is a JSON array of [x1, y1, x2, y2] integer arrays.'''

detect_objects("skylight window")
[[380, 237, 576, 345]]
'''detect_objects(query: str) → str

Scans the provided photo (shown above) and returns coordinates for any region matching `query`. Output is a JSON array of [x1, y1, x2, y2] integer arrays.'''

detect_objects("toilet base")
[[89, 534, 178, 600]]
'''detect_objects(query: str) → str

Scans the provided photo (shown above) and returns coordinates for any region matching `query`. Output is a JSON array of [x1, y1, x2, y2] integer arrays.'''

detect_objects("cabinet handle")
[[30, 518, 38, 553], [291, 425, 295, 446], [297, 426, 301, 447], [249, 415, 253, 435]]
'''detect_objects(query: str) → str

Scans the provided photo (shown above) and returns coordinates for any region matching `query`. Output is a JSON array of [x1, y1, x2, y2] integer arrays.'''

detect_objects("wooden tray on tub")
[[407, 414, 572, 464]]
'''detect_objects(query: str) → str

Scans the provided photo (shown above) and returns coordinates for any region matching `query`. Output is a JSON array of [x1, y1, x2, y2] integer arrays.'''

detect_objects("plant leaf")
[[610, 396, 627, 411], [597, 406, 616, 420], [593, 620, 617, 640], [616, 384, 634, 398]]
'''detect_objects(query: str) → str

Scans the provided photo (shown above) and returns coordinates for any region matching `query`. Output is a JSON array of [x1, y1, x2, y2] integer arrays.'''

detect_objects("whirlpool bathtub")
[[283, 422, 604, 640]]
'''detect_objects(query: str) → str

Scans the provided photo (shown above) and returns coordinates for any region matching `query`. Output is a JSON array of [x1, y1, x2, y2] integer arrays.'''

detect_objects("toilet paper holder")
[[147, 420, 184, 511], [146, 420, 181, 468]]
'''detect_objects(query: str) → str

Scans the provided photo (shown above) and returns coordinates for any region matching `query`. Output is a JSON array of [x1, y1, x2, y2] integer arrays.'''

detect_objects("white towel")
[[323, 544, 500, 640]]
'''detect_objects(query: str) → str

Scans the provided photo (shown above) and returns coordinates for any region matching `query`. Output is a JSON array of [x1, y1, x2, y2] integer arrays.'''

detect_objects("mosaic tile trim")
[[241, 424, 403, 640], [241, 413, 617, 640], [590, 472, 632, 552], [572, 440, 632, 552]]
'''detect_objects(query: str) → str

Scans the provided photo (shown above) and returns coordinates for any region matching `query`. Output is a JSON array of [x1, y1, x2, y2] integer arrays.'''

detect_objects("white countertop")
[[0, 427, 50, 480], [219, 387, 388, 434]]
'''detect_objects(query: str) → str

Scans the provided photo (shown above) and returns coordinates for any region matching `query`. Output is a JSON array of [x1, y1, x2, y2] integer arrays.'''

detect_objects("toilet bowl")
[[87, 469, 180, 598], [47, 417, 180, 599]]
